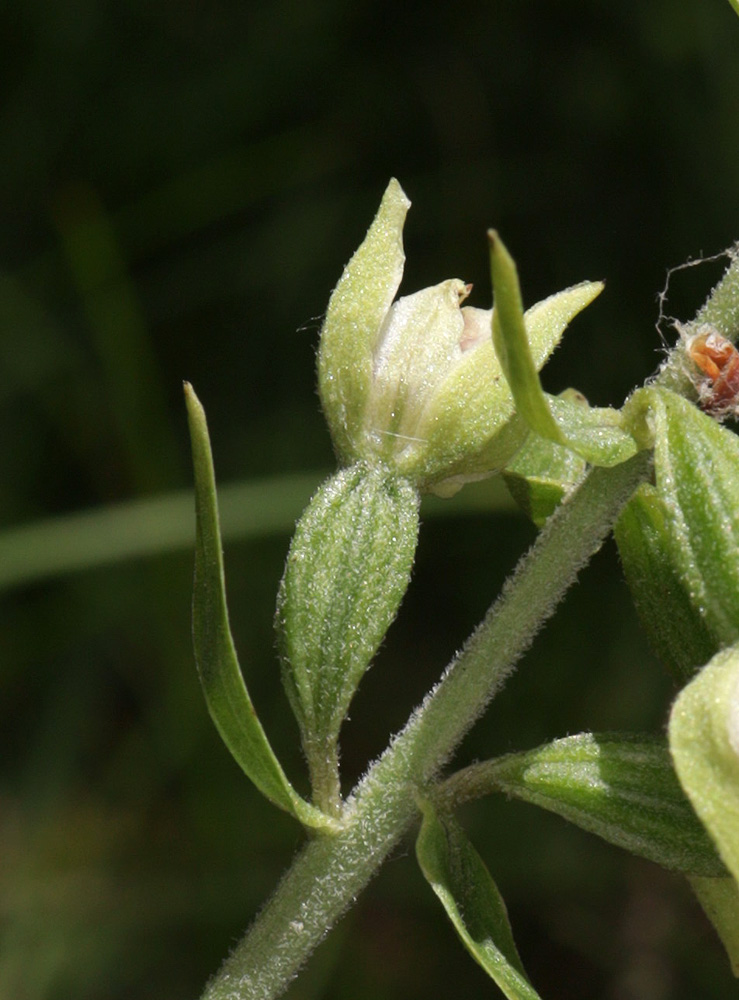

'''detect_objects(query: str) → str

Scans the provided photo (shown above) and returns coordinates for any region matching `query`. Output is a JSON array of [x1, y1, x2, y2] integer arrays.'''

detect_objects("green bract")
[[318, 179, 604, 496], [185, 384, 338, 832], [616, 247, 739, 679]]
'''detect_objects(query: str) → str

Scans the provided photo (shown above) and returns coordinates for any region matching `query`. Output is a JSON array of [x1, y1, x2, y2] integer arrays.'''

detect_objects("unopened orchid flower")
[[317, 179, 603, 496]]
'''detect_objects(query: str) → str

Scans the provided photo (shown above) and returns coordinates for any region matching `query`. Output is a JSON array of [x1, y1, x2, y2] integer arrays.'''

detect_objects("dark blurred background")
[[2, 1, 739, 998]]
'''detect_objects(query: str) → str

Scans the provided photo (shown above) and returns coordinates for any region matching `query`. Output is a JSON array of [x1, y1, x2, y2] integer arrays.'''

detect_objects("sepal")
[[318, 181, 609, 495], [489, 231, 637, 467]]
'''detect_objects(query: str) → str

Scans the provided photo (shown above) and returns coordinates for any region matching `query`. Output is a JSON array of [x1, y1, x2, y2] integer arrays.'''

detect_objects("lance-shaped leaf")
[[545, 391, 638, 467], [441, 733, 724, 876], [423, 282, 606, 497], [489, 232, 637, 467], [416, 800, 542, 1000], [501, 389, 591, 526], [651, 388, 739, 645], [503, 417, 586, 527], [185, 383, 336, 832], [503, 389, 640, 526]]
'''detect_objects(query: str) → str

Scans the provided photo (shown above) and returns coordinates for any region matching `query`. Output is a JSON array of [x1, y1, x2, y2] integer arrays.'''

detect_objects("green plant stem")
[[200, 452, 650, 1000]]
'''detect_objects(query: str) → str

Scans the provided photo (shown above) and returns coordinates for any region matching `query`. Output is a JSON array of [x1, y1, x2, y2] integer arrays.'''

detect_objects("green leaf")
[[503, 388, 638, 525], [443, 733, 725, 877], [695, 245, 739, 331], [184, 382, 337, 832], [276, 463, 419, 812], [416, 800, 542, 1000], [670, 645, 739, 973], [670, 644, 739, 883], [489, 229, 564, 444]]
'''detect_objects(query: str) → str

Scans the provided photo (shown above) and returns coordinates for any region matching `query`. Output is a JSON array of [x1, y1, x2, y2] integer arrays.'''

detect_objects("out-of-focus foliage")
[[2, 1, 739, 997]]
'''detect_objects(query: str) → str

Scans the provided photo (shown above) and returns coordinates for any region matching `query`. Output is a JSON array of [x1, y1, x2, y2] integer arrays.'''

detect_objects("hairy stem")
[[201, 452, 650, 1000]]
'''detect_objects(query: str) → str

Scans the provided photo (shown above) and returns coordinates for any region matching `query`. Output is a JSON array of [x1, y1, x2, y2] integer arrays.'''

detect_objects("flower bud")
[[275, 462, 419, 812], [617, 386, 739, 680], [318, 179, 604, 497]]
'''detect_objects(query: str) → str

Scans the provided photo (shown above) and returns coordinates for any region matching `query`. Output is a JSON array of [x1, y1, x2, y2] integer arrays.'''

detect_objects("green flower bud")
[[615, 482, 717, 685], [275, 462, 419, 814], [618, 386, 739, 679], [318, 179, 604, 497]]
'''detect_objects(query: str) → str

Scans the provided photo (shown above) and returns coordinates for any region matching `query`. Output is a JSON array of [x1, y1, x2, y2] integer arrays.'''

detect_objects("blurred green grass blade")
[[0, 471, 323, 592], [185, 382, 335, 831], [0, 469, 516, 593], [416, 800, 542, 1000], [54, 183, 180, 493]]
